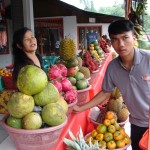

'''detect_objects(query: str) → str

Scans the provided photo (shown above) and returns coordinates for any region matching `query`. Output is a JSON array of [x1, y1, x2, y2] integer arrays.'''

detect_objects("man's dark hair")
[[108, 19, 134, 36]]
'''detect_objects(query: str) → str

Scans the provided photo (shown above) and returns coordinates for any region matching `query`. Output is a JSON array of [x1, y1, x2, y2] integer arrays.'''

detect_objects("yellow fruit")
[[103, 119, 111, 126], [95, 133, 104, 141], [104, 132, 113, 142], [96, 124, 107, 134], [107, 140, 117, 149], [123, 135, 131, 145], [116, 139, 126, 148], [91, 129, 98, 138], [113, 131, 123, 141], [107, 125, 116, 133]]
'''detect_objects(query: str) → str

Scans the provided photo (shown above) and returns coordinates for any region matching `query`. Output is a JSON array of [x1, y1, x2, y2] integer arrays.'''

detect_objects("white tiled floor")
[[0, 117, 132, 150]]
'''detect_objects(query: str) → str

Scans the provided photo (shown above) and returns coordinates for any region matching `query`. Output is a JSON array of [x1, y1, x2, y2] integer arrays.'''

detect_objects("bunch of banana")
[[128, 0, 148, 39], [135, 0, 148, 16], [0, 90, 16, 114], [90, 50, 101, 62], [134, 23, 145, 39]]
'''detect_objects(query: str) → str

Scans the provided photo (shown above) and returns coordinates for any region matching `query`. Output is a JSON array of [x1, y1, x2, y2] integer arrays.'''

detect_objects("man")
[[73, 19, 150, 150]]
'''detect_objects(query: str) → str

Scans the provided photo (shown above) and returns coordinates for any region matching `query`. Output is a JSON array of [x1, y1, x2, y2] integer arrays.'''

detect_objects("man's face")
[[110, 31, 136, 57]]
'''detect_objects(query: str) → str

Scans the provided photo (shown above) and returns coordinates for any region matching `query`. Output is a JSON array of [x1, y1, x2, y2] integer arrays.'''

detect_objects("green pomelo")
[[74, 72, 84, 81], [67, 77, 76, 85], [6, 116, 22, 129], [41, 103, 66, 126], [34, 82, 59, 106], [22, 112, 42, 130], [56, 96, 68, 113], [76, 79, 88, 90], [7, 92, 35, 118], [17, 65, 48, 96]]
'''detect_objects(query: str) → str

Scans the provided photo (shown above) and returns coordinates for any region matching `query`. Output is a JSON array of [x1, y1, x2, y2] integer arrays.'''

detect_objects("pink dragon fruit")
[[64, 89, 78, 103], [61, 77, 72, 92], [57, 64, 67, 77], [48, 65, 62, 80], [51, 80, 62, 92]]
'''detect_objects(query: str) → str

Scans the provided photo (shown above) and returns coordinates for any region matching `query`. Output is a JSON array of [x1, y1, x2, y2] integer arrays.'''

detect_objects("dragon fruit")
[[64, 89, 78, 103], [51, 80, 62, 92], [48, 65, 62, 80], [61, 77, 73, 92], [57, 64, 67, 77]]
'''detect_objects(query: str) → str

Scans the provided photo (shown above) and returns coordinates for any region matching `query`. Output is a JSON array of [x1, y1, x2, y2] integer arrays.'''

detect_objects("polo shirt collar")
[[117, 47, 142, 65]]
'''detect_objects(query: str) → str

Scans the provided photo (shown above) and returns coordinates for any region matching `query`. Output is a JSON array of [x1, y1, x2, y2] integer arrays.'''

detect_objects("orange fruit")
[[123, 135, 131, 145], [107, 140, 117, 149], [114, 122, 121, 131], [104, 132, 113, 142], [107, 125, 116, 133], [96, 124, 107, 134], [110, 118, 116, 124], [103, 119, 111, 126], [95, 133, 104, 141], [105, 111, 116, 120], [91, 129, 98, 138], [113, 131, 123, 141], [119, 128, 126, 137], [116, 139, 126, 148]]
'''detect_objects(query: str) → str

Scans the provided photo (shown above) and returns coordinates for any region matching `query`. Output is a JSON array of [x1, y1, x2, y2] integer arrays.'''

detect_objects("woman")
[[12, 27, 42, 82]]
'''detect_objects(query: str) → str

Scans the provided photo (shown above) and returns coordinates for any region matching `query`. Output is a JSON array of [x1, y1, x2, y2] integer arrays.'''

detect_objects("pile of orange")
[[86, 111, 131, 149]]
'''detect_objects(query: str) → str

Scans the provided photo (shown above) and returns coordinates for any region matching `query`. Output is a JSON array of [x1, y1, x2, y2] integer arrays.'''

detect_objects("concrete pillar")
[[22, 0, 34, 33]]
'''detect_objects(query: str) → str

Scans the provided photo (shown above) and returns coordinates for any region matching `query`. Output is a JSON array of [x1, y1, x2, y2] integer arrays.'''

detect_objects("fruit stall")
[[0, 36, 131, 150]]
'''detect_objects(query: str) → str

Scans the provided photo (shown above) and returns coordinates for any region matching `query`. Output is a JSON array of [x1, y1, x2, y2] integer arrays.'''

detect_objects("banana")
[[0, 90, 16, 114]]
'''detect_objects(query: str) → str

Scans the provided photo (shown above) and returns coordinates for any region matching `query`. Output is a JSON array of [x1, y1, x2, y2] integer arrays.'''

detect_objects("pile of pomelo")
[[86, 111, 131, 149], [6, 65, 68, 130]]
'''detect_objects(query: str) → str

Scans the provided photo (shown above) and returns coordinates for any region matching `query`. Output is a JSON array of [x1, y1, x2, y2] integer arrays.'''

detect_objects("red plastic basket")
[[67, 98, 77, 118], [1, 115, 68, 150], [2, 76, 17, 89], [139, 129, 149, 150], [77, 85, 91, 106]]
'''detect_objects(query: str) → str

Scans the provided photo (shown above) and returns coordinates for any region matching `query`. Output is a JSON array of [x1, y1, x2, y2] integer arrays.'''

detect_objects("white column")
[[22, 0, 34, 33]]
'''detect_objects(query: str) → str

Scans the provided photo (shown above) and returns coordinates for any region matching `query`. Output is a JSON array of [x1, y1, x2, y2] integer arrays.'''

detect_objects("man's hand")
[[72, 105, 82, 113]]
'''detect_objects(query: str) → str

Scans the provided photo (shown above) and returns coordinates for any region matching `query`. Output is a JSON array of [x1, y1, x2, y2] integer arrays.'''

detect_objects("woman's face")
[[22, 30, 37, 53]]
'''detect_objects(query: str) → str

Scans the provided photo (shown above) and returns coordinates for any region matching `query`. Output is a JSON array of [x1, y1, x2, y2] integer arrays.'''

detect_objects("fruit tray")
[[85, 132, 131, 150]]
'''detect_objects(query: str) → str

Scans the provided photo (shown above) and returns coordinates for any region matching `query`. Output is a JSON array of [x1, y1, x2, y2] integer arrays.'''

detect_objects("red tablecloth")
[[54, 52, 112, 150], [89, 53, 112, 99]]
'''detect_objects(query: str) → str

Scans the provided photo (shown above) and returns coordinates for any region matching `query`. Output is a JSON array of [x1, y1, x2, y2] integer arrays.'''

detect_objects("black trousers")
[[131, 124, 148, 150]]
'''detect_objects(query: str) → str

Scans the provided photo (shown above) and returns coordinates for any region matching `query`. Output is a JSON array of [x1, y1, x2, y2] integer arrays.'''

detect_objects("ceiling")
[[33, 0, 124, 23]]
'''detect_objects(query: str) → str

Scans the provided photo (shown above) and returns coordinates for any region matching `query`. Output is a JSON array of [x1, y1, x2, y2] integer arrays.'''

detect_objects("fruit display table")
[[89, 53, 112, 99], [54, 52, 112, 150], [0, 52, 112, 150]]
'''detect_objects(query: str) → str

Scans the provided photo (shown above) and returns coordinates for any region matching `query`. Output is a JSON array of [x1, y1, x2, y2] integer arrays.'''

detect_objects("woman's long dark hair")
[[12, 27, 39, 82]]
